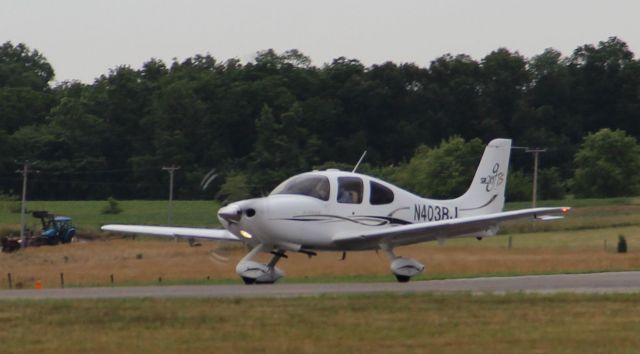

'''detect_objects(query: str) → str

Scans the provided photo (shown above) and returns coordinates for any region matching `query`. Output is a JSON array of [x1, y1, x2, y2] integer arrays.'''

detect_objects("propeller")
[[200, 168, 218, 191], [209, 247, 230, 264]]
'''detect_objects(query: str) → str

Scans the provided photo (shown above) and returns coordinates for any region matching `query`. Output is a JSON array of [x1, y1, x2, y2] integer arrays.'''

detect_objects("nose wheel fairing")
[[389, 257, 425, 282], [236, 261, 284, 284], [235, 244, 285, 284], [381, 244, 425, 282]]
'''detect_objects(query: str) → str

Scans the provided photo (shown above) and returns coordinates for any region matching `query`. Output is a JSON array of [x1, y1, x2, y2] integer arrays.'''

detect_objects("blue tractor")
[[2, 211, 77, 252], [31, 211, 76, 245]]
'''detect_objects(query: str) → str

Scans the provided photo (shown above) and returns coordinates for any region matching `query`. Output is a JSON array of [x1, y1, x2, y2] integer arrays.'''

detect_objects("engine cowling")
[[390, 258, 425, 283], [236, 261, 284, 284]]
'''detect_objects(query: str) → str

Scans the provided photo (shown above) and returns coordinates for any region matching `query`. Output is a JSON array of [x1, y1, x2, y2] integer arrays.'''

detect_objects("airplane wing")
[[332, 207, 570, 248], [101, 224, 241, 242]]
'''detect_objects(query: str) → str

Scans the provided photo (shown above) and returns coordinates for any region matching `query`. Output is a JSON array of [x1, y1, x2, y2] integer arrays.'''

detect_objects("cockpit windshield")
[[270, 175, 330, 201]]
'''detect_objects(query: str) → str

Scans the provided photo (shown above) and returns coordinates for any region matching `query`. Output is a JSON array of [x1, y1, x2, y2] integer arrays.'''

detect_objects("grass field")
[[0, 293, 639, 354], [0, 200, 222, 234]]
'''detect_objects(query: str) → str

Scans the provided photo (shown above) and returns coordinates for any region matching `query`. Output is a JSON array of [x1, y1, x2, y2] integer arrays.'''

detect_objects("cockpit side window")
[[337, 177, 363, 204], [370, 181, 394, 205], [270, 175, 330, 201]]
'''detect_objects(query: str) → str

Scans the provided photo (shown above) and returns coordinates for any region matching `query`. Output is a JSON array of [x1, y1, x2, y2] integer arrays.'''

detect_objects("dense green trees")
[[572, 129, 640, 198], [2, 38, 640, 200]]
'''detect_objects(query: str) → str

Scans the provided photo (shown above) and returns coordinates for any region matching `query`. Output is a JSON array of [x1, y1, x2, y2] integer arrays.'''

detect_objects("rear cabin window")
[[337, 177, 363, 204], [370, 181, 394, 205], [270, 175, 330, 201]]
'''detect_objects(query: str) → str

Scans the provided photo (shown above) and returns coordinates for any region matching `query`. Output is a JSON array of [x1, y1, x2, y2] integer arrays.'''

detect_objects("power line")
[[35, 166, 168, 175]]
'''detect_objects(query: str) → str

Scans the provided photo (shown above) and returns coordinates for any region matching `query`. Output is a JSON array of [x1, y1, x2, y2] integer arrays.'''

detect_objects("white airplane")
[[102, 138, 570, 284]]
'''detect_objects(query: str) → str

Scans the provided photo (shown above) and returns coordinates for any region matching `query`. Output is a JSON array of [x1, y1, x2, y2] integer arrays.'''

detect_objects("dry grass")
[[1, 293, 640, 354], [1, 229, 639, 288]]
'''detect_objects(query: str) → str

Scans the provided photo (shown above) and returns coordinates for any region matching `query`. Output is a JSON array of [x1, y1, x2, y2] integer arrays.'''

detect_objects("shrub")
[[617, 235, 628, 253], [538, 167, 566, 200], [101, 197, 123, 215], [216, 173, 251, 203]]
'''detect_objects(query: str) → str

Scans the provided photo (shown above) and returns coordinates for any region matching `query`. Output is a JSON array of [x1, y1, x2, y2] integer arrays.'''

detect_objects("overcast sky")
[[3, 0, 639, 83]]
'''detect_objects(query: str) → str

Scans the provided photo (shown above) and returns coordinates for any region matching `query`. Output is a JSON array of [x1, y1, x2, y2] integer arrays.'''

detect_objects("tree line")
[[1, 37, 640, 201]]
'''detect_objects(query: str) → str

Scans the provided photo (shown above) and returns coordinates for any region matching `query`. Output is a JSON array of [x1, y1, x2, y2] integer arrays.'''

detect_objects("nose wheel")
[[241, 277, 257, 285], [235, 244, 286, 284]]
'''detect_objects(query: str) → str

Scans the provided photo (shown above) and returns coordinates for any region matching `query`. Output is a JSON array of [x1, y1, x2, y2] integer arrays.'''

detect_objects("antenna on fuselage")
[[352, 150, 367, 173]]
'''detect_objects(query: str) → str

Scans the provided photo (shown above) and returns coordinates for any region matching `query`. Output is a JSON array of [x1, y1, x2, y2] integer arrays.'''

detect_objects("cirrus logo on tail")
[[480, 163, 505, 192]]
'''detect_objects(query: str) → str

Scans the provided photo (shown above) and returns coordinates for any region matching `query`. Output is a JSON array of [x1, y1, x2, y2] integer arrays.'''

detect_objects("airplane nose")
[[218, 204, 242, 223]]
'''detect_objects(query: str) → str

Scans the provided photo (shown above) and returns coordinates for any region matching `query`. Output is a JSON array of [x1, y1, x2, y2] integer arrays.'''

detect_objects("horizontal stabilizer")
[[536, 215, 565, 221]]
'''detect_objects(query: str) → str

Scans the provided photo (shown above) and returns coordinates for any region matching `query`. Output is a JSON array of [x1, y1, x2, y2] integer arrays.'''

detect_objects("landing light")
[[561, 207, 570, 213], [239, 230, 253, 239]]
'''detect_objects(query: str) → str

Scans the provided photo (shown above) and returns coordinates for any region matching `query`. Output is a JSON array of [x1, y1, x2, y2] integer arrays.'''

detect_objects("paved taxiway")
[[1, 271, 639, 300]]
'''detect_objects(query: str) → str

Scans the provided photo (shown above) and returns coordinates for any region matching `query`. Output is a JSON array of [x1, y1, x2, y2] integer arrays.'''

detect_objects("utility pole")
[[527, 148, 547, 208], [162, 166, 180, 225], [16, 161, 32, 248], [512, 147, 547, 208]]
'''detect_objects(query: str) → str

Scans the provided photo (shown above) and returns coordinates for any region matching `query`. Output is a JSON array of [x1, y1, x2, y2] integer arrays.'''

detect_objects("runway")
[[1, 271, 639, 300]]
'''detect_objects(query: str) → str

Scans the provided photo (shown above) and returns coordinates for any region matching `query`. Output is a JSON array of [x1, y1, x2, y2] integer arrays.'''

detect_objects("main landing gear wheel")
[[395, 275, 411, 283]]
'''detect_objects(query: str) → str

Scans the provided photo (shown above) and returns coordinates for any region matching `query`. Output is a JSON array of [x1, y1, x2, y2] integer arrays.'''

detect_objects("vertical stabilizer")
[[452, 138, 511, 216]]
